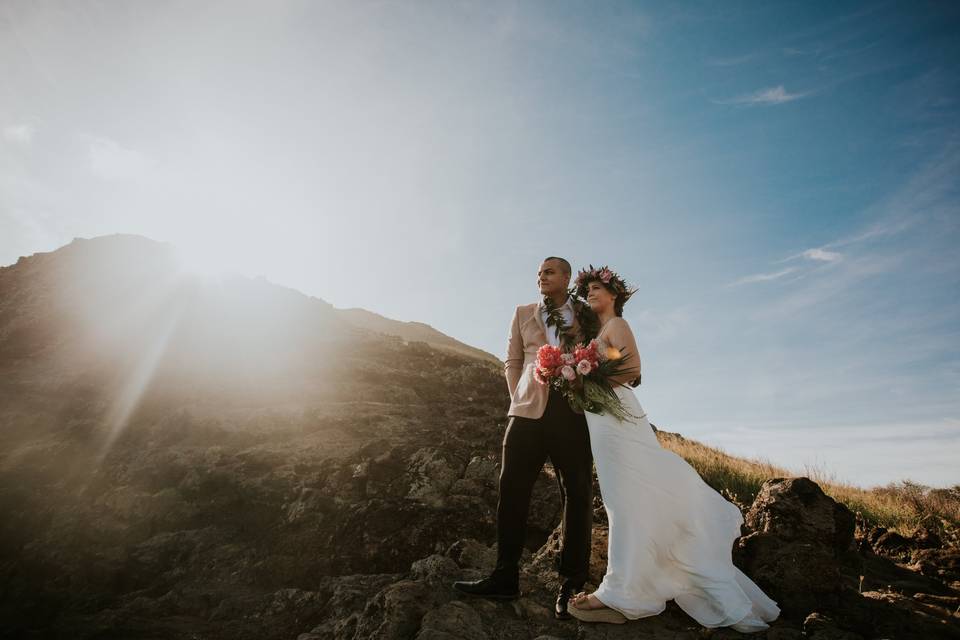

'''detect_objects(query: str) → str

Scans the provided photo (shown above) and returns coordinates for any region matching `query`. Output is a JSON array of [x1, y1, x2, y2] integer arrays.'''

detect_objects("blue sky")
[[2, 1, 958, 487]]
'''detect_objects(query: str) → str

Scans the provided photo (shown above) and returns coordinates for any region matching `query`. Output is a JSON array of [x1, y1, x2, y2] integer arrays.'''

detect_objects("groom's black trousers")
[[492, 387, 593, 586]]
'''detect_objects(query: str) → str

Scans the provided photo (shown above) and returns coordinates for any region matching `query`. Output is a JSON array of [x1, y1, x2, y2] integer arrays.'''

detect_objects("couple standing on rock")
[[453, 256, 781, 632]]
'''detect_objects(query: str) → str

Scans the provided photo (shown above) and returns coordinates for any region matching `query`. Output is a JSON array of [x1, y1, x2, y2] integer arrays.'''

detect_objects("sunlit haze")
[[2, 2, 958, 487]]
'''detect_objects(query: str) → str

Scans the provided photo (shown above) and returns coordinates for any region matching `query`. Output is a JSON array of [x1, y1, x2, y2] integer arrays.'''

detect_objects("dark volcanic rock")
[[858, 518, 960, 585], [911, 547, 960, 583], [348, 578, 453, 640], [803, 612, 864, 640], [734, 477, 858, 618], [729, 478, 960, 639], [743, 477, 856, 553]]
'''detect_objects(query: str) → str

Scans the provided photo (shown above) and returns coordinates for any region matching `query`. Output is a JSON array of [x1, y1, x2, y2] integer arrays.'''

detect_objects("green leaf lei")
[[541, 295, 574, 351], [542, 292, 600, 352]]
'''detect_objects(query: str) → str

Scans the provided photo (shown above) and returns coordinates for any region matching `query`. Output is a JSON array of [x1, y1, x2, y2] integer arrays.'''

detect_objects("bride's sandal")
[[567, 593, 627, 624]]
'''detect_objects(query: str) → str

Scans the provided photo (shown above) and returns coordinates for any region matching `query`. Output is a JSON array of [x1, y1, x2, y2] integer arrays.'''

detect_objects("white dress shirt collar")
[[539, 295, 575, 347], [538, 294, 574, 313]]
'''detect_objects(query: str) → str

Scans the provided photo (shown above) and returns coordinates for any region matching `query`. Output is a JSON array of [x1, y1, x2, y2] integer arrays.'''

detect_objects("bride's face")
[[586, 281, 616, 313]]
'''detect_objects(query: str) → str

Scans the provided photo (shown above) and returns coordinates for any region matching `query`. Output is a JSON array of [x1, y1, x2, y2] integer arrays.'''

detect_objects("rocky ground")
[[5, 392, 959, 640], [0, 340, 518, 639], [282, 477, 960, 640]]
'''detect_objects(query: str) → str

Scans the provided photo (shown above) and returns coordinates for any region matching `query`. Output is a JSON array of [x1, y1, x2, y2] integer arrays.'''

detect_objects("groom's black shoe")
[[452, 575, 521, 600], [555, 581, 582, 620]]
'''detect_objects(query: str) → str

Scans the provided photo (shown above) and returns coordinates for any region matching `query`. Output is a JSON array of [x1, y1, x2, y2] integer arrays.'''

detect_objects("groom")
[[453, 256, 597, 620]]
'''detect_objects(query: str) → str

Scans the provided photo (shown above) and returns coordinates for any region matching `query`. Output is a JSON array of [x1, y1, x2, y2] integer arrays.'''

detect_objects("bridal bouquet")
[[533, 339, 638, 421]]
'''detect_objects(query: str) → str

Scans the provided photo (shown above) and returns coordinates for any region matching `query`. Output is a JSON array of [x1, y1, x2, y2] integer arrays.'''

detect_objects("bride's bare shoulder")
[[599, 316, 634, 338], [608, 317, 634, 332]]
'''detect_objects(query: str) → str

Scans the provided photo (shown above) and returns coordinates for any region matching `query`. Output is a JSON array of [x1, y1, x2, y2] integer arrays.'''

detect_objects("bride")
[[566, 266, 781, 633]]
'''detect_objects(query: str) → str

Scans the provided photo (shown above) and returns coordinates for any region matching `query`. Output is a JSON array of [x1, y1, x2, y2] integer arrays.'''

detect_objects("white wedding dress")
[[584, 384, 781, 632]]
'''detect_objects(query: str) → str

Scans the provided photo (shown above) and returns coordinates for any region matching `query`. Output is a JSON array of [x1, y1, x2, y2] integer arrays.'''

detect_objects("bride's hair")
[[574, 265, 636, 317]]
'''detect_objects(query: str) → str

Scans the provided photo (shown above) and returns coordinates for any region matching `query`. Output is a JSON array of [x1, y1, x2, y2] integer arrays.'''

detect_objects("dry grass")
[[655, 429, 960, 541]]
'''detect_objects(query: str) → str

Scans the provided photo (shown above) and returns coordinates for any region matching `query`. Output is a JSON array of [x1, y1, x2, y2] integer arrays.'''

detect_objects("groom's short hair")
[[543, 256, 571, 276]]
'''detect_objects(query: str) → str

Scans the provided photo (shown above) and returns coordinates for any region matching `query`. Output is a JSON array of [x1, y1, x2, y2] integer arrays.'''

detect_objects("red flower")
[[535, 344, 566, 384], [537, 344, 563, 369], [572, 341, 599, 369]]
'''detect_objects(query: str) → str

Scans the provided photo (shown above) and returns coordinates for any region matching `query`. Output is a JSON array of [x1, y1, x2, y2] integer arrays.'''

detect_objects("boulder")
[[734, 477, 856, 618], [410, 554, 461, 585], [416, 601, 488, 640], [405, 448, 461, 507], [351, 580, 448, 640], [445, 538, 496, 572]]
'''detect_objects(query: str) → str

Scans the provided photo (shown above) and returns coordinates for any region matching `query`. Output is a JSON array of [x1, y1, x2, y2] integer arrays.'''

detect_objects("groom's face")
[[537, 259, 569, 296]]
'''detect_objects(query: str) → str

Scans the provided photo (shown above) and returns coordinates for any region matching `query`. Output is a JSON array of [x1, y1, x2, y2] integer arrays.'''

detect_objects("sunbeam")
[[93, 276, 188, 464]]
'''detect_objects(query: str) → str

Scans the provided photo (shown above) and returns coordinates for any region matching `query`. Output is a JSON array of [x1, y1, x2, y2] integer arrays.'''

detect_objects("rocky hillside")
[[0, 235, 958, 640], [337, 308, 500, 365]]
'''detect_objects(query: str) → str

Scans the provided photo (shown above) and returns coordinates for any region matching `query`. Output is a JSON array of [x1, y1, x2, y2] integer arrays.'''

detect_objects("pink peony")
[[576, 359, 592, 375], [561, 365, 576, 381]]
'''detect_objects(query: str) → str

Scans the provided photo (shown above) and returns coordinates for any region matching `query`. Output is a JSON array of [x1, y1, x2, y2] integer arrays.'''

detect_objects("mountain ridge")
[[0, 233, 500, 367]]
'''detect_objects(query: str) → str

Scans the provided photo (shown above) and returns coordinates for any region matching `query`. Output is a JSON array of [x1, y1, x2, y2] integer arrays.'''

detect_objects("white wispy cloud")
[[760, 252, 904, 316], [726, 267, 798, 287], [815, 136, 959, 249], [743, 136, 960, 314], [3, 124, 34, 145], [759, 137, 959, 290], [713, 84, 813, 106], [776, 247, 845, 264], [802, 248, 843, 262]]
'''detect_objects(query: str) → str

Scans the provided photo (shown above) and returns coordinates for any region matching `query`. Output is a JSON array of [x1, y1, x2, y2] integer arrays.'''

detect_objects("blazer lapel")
[[522, 303, 548, 344], [534, 302, 548, 335]]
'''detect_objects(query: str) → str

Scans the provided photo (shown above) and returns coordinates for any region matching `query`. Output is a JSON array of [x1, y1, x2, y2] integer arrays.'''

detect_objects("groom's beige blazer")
[[504, 301, 587, 419]]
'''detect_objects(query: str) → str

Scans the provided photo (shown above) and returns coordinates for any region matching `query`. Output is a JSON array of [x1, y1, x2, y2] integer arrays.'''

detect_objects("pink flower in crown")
[[598, 268, 613, 283]]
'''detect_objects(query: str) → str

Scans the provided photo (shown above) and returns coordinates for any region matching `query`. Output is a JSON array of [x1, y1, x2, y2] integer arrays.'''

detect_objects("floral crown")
[[573, 264, 635, 304]]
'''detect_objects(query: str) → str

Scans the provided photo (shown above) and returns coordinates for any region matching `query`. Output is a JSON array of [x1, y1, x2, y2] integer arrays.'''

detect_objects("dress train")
[[584, 386, 780, 631]]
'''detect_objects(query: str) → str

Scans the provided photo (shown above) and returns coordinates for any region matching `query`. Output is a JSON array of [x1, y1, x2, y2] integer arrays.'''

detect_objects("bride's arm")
[[604, 318, 641, 387]]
